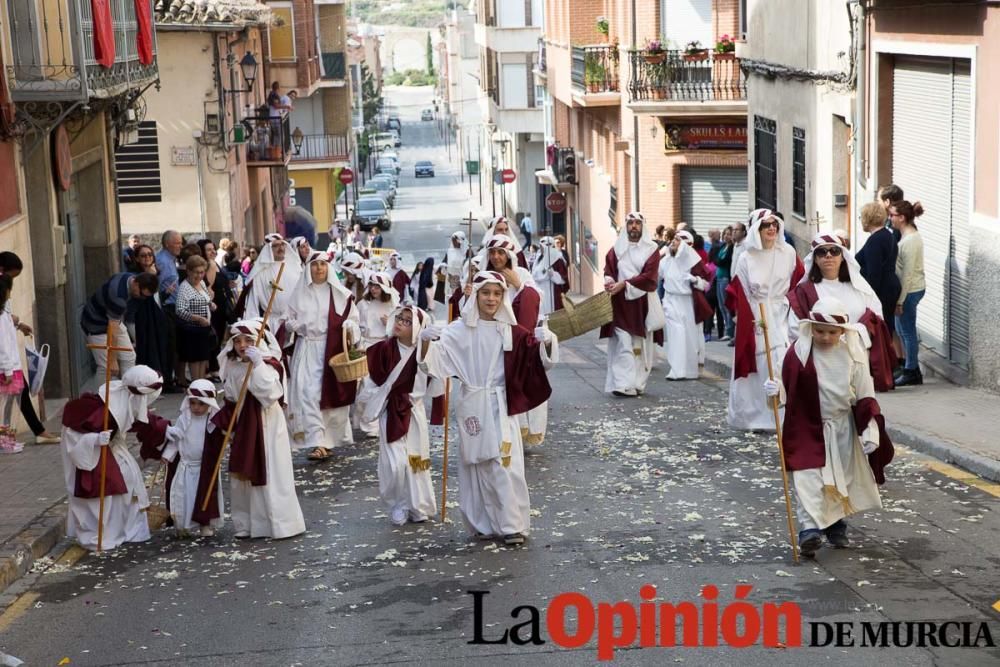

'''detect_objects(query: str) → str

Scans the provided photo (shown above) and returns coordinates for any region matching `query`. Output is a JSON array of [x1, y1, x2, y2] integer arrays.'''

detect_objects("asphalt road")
[[2, 87, 999, 666]]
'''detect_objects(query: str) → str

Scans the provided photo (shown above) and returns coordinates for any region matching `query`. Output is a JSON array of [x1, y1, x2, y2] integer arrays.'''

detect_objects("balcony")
[[290, 133, 350, 167], [245, 113, 292, 167], [6, 0, 158, 103], [570, 45, 620, 107], [320, 51, 347, 86], [534, 37, 547, 82], [627, 50, 746, 117]]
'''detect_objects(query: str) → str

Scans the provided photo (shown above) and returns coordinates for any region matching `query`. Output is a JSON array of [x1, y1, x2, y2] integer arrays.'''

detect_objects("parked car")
[[421, 109, 433, 121], [352, 196, 391, 231], [367, 178, 395, 207], [377, 155, 401, 175], [370, 174, 397, 201], [387, 129, 402, 147], [414, 160, 435, 178], [386, 116, 401, 131], [372, 132, 396, 151], [375, 167, 398, 184]]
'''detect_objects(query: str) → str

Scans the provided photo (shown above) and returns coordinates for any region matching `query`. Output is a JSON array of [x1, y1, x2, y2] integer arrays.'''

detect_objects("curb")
[[0, 500, 67, 596], [700, 347, 1000, 485]]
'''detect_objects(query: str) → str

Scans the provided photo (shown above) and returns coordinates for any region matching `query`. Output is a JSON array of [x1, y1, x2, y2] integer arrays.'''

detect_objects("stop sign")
[[338, 168, 354, 185], [545, 192, 567, 214], [501, 168, 517, 184]]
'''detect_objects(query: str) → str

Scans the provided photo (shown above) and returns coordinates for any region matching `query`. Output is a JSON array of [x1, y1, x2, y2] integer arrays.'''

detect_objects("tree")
[[361, 63, 383, 126], [426, 33, 435, 76]]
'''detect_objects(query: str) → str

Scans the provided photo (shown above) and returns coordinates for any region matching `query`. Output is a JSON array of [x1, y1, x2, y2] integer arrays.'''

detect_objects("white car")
[[372, 132, 396, 151]]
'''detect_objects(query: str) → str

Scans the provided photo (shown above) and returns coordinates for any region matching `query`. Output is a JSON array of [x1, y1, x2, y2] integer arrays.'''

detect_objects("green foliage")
[[361, 63, 383, 126], [386, 69, 436, 86], [426, 33, 435, 76], [351, 0, 448, 28]]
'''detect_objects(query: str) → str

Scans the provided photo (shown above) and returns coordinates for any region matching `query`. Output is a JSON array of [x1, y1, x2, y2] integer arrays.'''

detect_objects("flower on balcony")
[[596, 16, 609, 36], [715, 34, 736, 54], [685, 40, 707, 55], [645, 38, 665, 54]]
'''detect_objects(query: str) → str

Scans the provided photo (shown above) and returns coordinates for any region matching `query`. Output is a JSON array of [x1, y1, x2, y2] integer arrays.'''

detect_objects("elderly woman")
[[127, 244, 171, 382], [789, 233, 898, 392], [175, 255, 217, 382]]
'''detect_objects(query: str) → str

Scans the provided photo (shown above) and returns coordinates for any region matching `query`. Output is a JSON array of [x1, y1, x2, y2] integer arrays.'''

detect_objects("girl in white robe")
[[419, 271, 558, 545], [286, 252, 361, 457], [162, 379, 223, 536], [218, 319, 305, 539], [659, 232, 709, 380], [355, 273, 399, 437]]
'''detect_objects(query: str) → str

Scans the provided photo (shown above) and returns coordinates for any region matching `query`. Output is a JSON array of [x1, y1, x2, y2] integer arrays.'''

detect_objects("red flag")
[[135, 0, 154, 66], [91, 0, 115, 68]]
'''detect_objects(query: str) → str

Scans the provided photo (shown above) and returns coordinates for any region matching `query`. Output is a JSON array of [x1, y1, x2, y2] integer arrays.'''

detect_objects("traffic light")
[[559, 147, 577, 185]]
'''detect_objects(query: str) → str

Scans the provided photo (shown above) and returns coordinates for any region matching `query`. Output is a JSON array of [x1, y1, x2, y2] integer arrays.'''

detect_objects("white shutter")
[[498, 1, 525, 27], [501, 63, 528, 108], [663, 0, 713, 51], [891, 56, 971, 367], [680, 167, 749, 231]]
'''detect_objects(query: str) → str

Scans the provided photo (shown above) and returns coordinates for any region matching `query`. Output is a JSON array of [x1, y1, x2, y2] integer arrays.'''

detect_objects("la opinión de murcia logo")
[[467, 587, 996, 661]]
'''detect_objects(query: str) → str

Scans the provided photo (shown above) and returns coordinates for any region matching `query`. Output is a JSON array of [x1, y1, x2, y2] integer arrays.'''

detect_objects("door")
[[663, 0, 713, 51], [680, 166, 749, 231], [62, 181, 93, 394]]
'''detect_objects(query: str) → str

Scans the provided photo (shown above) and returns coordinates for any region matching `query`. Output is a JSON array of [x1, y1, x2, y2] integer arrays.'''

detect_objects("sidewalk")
[[0, 390, 185, 598], [700, 339, 1000, 484]]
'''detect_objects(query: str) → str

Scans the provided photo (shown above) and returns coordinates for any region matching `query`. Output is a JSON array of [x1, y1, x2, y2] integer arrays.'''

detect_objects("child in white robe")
[[355, 272, 400, 438], [659, 230, 710, 380]]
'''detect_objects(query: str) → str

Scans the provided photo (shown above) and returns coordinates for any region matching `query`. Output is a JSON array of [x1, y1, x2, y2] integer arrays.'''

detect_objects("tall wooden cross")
[[85, 321, 133, 553]]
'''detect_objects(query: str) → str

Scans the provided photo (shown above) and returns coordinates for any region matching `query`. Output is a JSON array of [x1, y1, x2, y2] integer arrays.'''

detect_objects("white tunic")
[[793, 344, 882, 530], [223, 359, 306, 539], [531, 255, 566, 317], [162, 414, 224, 531], [421, 320, 556, 536], [243, 262, 301, 326], [604, 243, 662, 395], [727, 246, 798, 430], [286, 284, 359, 450], [659, 251, 706, 380], [61, 430, 150, 551]]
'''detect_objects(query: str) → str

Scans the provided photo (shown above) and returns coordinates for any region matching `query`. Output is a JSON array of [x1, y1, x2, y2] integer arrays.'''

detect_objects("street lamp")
[[239, 52, 258, 92], [292, 127, 304, 155]]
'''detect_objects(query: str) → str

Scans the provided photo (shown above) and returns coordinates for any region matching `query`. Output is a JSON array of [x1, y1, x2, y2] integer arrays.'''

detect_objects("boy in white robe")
[[659, 230, 711, 380], [161, 379, 224, 537], [355, 272, 400, 438], [419, 271, 558, 546], [764, 297, 893, 558]]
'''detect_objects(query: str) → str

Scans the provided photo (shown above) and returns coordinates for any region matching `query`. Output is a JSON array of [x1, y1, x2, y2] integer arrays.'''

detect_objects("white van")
[[372, 132, 396, 151]]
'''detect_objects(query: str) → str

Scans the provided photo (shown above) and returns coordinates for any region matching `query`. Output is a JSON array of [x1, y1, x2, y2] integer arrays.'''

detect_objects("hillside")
[[351, 0, 452, 28]]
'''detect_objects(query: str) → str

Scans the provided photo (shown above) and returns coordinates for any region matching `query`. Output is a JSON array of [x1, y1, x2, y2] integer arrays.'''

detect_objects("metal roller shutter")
[[891, 57, 971, 367], [680, 167, 749, 231]]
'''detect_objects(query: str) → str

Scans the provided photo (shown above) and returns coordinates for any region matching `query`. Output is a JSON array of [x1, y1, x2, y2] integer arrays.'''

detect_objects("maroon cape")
[[725, 257, 805, 379], [551, 257, 569, 311], [691, 261, 714, 325], [504, 325, 552, 415], [781, 347, 894, 484], [598, 246, 664, 345], [512, 287, 541, 329], [516, 250, 528, 270], [321, 293, 358, 410], [189, 422, 225, 525], [62, 394, 128, 498], [366, 339, 419, 443], [214, 357, 284, 487], [391, 270, 409, 301], [789, 281, 898, 392]]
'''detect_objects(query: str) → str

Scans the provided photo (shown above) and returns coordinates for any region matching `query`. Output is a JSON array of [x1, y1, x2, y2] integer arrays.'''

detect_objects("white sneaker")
[[234, 530, 250, 538], [200, 526, 215, 537], [390, 508, 407, 526]]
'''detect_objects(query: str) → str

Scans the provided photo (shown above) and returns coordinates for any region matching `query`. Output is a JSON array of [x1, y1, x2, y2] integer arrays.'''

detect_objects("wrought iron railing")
[[321, 51, 346, 80], [572, 45, 619, 94], [291, 133, 350, 162], [627, 49, 744, 103], [246, 112, 292, 165], [6, 0, 158, 101], [537, 38, 547, 74]]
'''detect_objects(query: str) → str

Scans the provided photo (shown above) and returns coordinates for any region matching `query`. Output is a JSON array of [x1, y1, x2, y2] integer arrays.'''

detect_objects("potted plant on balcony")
[[596, 16, 609, 38], [684, 40, 709, 62], [584, 57, 607, 93], [643, 38, 666, 64], [714, 34, 736, 60]]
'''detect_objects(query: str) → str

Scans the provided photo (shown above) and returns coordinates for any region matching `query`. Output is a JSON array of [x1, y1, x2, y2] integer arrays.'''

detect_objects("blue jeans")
[[716, 275, 733, 337], [895, 290, 924, 370]]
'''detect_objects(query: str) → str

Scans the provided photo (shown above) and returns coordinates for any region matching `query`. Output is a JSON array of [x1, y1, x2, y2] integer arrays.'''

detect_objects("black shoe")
[[894, 368, 923, 387], [503, 533, 526, 546], [798, 529, 823, 558], [162, 384, 183, 395], [824, 520, 849, 548]]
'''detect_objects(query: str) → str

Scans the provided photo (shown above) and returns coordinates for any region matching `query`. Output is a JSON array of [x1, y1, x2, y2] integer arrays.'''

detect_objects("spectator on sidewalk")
[[175, 255, 216, 382], [712, 227, 735, 341], [241, 247, 257, 278], [705, 229, 725, 341], [890, 200, 926, 387], [197, 239, 236, 380], [81, 271, 159, 383], [216, 238, 233, 269], [122, 235, 141, 273], [879, 184, 905, 242], [730, 221, 748, 291], [0, 274, 25, 453], [855, 202, 901, 341], [519, 213, 534, 248], [155, 230, 183, 391], [127, 244, 170, 386]]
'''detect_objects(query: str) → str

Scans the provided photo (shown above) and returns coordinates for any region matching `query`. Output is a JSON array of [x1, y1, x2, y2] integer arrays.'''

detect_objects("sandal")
[[307, 447, 331, 461]]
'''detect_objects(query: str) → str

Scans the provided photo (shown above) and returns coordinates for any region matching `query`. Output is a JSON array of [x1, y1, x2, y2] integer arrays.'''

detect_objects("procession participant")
[[234, 233, 303, 343], [339, 251, 368, 302], [386, 251, 410, 302], [355, 272, 401, 438], [416, 257, 436, 311], [160, 380, 224, 537], [765, 297, 893, 557], [478, 217, 528, 269], [216, 319, 305, 539], [364, 305, 441, 525], [659, 230, 713, 380], [531, 236, 569, 316], [59, 366, 164, 551], [725, 209, 804, 430], [418, 271, 558, 545], [789, 233, 897, 391], [290, 237, 311, 266], [285, 252, 361, 461], [444, 231, 471, 292], [600, 212, 665, 397]]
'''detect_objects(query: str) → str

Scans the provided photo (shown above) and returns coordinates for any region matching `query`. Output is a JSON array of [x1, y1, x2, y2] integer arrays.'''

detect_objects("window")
[[115, 121, 162, 203], [268, 4, 295, 61], [609, 184, 618, 230], [792, 127, 806, 217], [753, 115, 777, 211]]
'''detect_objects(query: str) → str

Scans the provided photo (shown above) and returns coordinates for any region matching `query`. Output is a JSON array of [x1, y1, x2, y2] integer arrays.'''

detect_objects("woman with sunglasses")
[[127, 244, 171, 385], [725, 210, 804, 431], [789, 234, 898, 391]]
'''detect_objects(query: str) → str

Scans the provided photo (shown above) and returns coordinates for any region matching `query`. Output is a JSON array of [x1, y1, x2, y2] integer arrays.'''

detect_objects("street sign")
[[545, 191, 567, 214], [501, 168, 516, 184], [338, 168, 355, 185]]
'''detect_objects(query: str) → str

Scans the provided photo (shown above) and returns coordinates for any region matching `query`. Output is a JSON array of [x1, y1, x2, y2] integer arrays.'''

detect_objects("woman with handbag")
[[175, 256, 217, 382]]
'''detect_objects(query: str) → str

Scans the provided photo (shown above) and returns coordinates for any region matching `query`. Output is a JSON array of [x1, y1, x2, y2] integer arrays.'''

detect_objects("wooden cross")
[[85, 321, 133, 553], [462, 211, 477, 283]]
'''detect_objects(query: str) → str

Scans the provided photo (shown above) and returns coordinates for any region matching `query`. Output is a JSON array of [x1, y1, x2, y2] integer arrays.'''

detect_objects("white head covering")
[[451, 230, 468, 248], [217, 318, 283, 379], [246, 233, 302, 286], [614, 211, 657, 258], [106, 365, 163, 434], [184, 379, 220, 413], [479, 216, 523, 255], [799, 233, 878, 302], [387, 303, 431, 344], [533, 236, 562, 272], [387, 250, 403, 271], [366, 271, 401, 308], [793, 297, 868, 365], [461, 270, 518, 351], [288, 250, 353, 315], [666, 230, 702, 273], [745, 209, 794, 256], [340, 251, 366, 278]]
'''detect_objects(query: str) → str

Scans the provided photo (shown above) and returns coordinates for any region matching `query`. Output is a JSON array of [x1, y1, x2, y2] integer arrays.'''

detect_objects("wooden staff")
[[462, 211, 477, 284], [201, 264, 285, 511], [85, 321, 133, 553], [440, 301, 453, 522], [758, 303, 800, 563]]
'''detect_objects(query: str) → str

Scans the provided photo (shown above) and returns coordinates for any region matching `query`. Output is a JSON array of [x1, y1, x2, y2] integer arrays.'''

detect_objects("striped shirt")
[[80, 273, 134, 335], [176, 280, 212, 322]]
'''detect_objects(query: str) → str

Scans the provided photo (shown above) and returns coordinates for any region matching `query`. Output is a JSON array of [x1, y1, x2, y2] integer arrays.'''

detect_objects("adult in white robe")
[[660, 231, 710, 380], [476, 216, 528, 269], [218, 319, 305, 539], [445, 231, 470, 292], [355, 272, 400, 437], [419, 271, 558, 544], [237, 233, 302, 332], [532, 236, 568, 316]]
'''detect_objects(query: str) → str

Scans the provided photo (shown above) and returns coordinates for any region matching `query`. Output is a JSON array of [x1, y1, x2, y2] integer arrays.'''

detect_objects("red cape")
[[366, 339, 419, 443], [62, 394, 128, 498], [691, 261, 714, 324], [214, 357, 284, 487], [321, 293, 358, 409], [599, 247, 664, 345], [551, 257, 569, 311], [391, 269, 409, 298]]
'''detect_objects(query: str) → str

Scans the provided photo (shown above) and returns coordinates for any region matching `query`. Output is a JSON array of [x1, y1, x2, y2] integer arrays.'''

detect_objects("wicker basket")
[[547, 291, 614, 342], [329, 326, 369, 382], [145, 463, 171, 531]]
